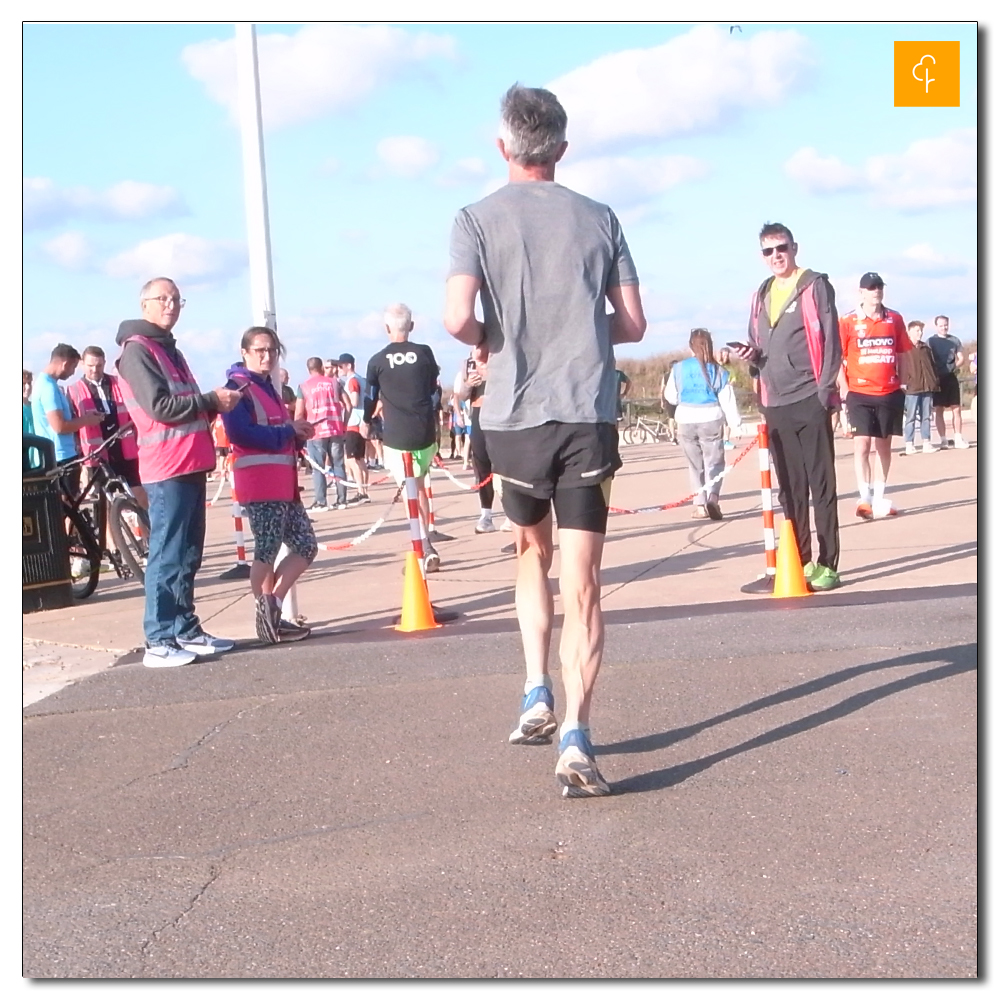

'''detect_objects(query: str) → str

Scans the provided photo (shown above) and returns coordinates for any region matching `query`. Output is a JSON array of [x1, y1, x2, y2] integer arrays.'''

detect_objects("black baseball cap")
[[859, 272, 885, 289], [337, 353, 355, 365]]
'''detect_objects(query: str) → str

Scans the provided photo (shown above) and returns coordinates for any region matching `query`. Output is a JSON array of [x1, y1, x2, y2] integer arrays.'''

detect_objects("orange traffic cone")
[[395, 551, 441, 632], [772, 519, 812, 598]]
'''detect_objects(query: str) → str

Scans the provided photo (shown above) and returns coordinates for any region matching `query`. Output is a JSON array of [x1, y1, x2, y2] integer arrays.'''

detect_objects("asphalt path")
[[22, 430, 978, 979]]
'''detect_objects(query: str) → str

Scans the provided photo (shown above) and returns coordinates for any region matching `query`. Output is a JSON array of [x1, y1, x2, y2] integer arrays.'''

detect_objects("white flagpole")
[[235, 23, 299, 625]]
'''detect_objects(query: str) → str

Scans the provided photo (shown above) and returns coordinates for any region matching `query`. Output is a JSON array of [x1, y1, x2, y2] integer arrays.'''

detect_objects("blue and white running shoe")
[[508, 685, 557, 745], [556, 728, 611, 798]]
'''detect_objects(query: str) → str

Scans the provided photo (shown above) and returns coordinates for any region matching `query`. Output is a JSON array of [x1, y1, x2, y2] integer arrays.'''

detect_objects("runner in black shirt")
[[362, 303, 443, 570]]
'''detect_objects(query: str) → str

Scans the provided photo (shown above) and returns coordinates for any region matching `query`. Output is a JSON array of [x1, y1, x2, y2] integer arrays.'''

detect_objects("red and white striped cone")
[[741, 422, 778, 594], [424, 468, 454, 542], [219, 462, 252, 580]]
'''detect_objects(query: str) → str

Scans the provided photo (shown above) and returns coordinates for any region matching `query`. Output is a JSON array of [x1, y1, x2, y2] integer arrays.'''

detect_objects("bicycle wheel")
[[109, 495, 149, 587], [622, 425, 635, 445], [65, 507, 101, 600]]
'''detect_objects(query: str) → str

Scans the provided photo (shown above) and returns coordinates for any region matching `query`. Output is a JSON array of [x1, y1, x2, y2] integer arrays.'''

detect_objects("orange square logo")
[[894, 41, 960, 106]]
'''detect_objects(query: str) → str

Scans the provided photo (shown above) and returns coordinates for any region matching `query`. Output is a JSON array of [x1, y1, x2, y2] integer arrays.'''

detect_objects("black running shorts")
[[846, 390, 904, 439], [344, 430, 366, 460], [485, 421, 620, 534], [933, 372, 961, 409]]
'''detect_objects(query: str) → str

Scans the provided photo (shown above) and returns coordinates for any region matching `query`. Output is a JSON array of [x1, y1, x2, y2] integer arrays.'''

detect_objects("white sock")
[[479, 508, 493, 520], [873, 481, 886, 502], [858, 482, 872, 503], [524, 675, 551, 696]]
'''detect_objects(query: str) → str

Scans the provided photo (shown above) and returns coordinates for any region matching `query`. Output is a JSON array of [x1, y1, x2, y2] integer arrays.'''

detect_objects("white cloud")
[[41, 231, 93, 270], [867, 129, 977, 210], [892, 243, 971, 279], [784, 129, 977, 211], [784, 147, 866, 193], [375, 136, 440, 178], [103, 233, 246, 285], [181, 24, 456, 130], [558, 154, 708, 209], [548, 24, 814, 155], [437, 157, 489, 187], [23, 178, 187, 230]]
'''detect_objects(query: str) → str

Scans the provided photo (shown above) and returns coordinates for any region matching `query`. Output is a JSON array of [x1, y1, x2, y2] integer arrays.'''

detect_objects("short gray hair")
[[384, 303, 413, 334], [139, 276, 177, 300], [498, 84, 567, 167]]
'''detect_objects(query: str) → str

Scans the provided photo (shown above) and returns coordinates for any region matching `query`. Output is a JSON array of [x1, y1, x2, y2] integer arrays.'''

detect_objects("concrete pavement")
[[22, 419, 977, 978]]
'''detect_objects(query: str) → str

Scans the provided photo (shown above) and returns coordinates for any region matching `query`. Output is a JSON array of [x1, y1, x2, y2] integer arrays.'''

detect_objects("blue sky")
[[22, 18, 979, 394]]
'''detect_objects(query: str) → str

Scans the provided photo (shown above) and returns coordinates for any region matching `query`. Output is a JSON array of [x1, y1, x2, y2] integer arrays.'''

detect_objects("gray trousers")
[[678, 420, 725, 505]]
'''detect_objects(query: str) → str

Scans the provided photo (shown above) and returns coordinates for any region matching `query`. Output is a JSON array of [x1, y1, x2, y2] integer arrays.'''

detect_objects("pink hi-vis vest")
[[66, 375, 139, 465], [299, 374, 345, 438], [229, 376, 298, 503], [115, 335, 215, 483]]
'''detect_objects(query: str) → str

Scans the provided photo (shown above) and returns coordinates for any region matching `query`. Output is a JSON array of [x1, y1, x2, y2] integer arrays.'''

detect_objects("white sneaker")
[[176, 633, 236, 656], [904, 442, 917, 455], [143, 644, 197, 668], [953, 434, 970, 449], [475, 512, 496, 534], [500, 518, 513, 532], [922, 442, 939, 454]]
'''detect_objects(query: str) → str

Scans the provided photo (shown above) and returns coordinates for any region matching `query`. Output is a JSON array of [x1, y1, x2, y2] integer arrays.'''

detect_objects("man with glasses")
[[731, 223, 842, 591], [116, 277, 242, 668]]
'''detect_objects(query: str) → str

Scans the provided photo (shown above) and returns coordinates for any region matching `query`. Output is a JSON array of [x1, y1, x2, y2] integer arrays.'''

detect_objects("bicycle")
[[622, 411, 677, 445], [54, 428, 151, 599]]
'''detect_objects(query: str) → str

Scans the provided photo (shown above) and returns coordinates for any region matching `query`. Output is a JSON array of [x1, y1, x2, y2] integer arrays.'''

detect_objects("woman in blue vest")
[[664, 328, 743, 520], [222, 327, 318, 644]]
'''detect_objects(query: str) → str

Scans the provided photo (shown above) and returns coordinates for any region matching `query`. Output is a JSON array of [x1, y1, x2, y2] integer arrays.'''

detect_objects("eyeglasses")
[[761, 243, 792, 257], [247, 346, 278, 356], [142, 295, 186, 307]]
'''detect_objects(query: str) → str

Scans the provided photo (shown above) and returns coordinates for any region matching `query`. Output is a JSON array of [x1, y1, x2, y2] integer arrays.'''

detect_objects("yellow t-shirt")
[[768, 269, 803, 326]]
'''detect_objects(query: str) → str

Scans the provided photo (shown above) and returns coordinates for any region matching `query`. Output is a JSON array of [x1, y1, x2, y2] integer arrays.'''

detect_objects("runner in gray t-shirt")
[[444, 84, 647, 799]]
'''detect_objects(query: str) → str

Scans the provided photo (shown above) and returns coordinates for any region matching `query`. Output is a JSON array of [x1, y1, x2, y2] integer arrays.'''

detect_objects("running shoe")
[[255, 593, 280, 645], [904, 442, 916, 455], [692, 504, 709, 519], [143, 643, 197, 668], [556, 729, 611, 798], [922, 442, 939, 454], [423, 546, 441, 573], [500, 518, 513, 532], [306, 502, 330, 512], [808, 565, 841, 591], [855, 501, 874, 521], [475, 512, 496, 534], [277, 619, 311, 642], [802, 561, 818, 582], [509, 685, 558, 745], [953, 434, 970, 449], [705, 500, 723, 521], [177, 632, 236, 655]]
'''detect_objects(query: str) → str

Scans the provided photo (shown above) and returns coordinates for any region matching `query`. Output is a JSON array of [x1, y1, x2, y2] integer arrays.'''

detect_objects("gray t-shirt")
[[448, 181, 639, 431]]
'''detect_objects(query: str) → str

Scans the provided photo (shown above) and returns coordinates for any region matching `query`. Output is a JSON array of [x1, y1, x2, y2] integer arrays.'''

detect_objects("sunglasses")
[[761, 243, 792, 257]]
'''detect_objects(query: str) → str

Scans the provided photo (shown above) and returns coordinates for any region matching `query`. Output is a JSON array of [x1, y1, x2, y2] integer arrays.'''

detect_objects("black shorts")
[[368, 416, 384, 442], [846, 390, 904, 439], [485, 422, 619, 533], [344, 430, 366, 460], [933, 372, 961, 409]]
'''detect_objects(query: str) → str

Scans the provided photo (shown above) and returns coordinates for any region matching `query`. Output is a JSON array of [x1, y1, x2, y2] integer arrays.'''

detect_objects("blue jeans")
[[143, 475, 207, 646], [903, 393, 933, 443], [307, 435, 347, 506]]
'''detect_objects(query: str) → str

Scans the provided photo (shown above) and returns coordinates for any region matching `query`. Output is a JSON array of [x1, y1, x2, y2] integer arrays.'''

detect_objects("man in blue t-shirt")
[[31, 343, 104, 495]]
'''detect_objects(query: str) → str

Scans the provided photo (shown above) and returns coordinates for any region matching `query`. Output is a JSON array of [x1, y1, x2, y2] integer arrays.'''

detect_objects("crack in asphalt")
[[137, 863, 223, 967]]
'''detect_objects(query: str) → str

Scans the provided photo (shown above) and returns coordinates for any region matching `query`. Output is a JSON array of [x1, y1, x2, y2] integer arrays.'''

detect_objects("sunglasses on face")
[[761, 243, 792, 257]]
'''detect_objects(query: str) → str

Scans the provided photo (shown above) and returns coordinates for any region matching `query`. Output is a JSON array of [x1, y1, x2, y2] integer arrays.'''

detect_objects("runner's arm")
[[444, 274, 485, 348], [607, 283, 646, 345]]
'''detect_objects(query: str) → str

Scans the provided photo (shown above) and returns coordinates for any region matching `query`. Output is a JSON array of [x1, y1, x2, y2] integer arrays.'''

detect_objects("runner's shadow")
[[605, 643, 976, 794]]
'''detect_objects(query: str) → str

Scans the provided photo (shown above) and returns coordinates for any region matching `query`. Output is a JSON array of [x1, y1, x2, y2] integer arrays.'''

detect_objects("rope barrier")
[[317, 484, 404, 552], [302, 451, 390, 490], [607, 437, 757, 516], [431, 455, 493, 492]]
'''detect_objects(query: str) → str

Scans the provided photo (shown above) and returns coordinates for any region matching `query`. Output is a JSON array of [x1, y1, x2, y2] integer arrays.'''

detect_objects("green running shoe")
[[809, 565, 841, 591]]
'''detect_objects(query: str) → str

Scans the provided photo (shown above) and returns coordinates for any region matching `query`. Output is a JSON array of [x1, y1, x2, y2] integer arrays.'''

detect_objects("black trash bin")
[[23, 434, 74, 613]]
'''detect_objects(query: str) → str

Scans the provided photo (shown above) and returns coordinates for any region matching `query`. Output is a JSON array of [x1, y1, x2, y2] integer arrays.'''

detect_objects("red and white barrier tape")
[[318, 484, 404, 552], [607, 438, 757, 515], [431, 455, 493, 492], [303, 451, 390, 490]]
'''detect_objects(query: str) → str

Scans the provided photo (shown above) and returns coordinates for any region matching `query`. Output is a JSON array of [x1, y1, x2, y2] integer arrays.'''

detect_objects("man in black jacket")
[[733, 223, 842, 591]]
